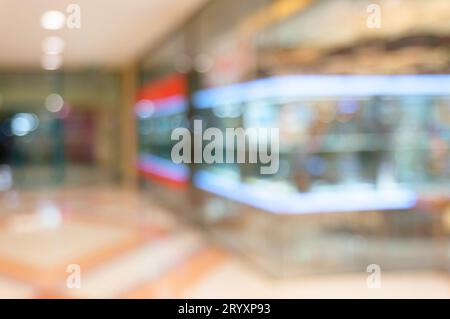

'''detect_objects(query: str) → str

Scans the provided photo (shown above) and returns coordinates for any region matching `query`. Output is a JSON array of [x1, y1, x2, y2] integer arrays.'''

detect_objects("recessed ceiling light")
[[45, 94, 64, 113], [40, 10, 66, 30], [42, 36, 65, 55], [41, 54, 62, 71], [11, 113, 39, 136], [194, 54, 214, 73]]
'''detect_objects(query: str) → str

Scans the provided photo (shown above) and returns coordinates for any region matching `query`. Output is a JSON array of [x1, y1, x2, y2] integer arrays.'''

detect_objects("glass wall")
[[0, 71, 121, 188], [136, 0, 450, 275]]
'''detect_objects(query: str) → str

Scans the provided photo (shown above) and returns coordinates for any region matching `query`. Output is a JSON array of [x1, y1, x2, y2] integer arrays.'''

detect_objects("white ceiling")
[[260, 0, 450, 50], [0, 0, 207, 70]]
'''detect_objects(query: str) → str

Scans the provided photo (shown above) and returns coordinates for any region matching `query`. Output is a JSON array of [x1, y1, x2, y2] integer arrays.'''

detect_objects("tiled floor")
[[0, 186, 448, 299]]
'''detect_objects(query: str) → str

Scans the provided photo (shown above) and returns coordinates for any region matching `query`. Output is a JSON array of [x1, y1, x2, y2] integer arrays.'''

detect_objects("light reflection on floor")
[[0, 187, 448, 299]]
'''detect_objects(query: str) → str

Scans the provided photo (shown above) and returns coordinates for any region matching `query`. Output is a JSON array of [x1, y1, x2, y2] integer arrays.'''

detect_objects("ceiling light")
[[11, 113, 39, 137], [45, 94, 64, 113], [40, 11, 66, 30], [41, 55, 62, 71], [42, 36, 65, 55], [194, 54, 214, 73], [135, 100, 155, 119]]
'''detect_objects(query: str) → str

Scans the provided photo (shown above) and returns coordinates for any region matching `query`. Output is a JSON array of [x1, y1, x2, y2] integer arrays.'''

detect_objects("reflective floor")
[[0, 186, 448, 299]]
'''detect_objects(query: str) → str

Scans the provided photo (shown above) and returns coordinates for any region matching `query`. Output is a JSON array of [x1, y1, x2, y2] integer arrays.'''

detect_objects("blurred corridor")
[[0, 186, 448, 298], [0, 0, 450, 299]]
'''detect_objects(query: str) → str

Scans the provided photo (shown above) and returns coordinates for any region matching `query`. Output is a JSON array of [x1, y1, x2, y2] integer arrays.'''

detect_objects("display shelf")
[[136, 74, 190, 188], [193, 75, 450, 109], [193, 169, 417, 214]]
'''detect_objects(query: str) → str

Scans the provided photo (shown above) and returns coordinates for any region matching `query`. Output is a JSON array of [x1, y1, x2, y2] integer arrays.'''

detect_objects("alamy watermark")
[[366, 4, 382, 29], [171, 120, 280, 175], [65, 4, 81, 29], [366, 264, 382, 289], [66, 264, 81, 289]]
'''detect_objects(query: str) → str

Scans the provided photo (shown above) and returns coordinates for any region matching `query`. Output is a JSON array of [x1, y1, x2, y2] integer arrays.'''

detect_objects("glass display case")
[[136, 74, 192, 214], [136, 0, 450, 276], [191, 75, 450, 275]]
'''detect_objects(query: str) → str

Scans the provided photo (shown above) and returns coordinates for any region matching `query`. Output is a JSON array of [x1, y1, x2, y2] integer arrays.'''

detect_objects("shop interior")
[[0, 0, 449, 298]]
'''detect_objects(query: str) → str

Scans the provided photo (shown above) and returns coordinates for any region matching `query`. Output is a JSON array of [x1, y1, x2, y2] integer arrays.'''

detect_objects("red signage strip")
[[136, 74, 187, 103]]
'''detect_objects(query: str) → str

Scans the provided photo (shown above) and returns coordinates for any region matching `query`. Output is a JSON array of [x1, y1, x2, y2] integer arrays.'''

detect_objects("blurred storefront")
[[135, 0, 450, 276], [0, 71, 122, 188]]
